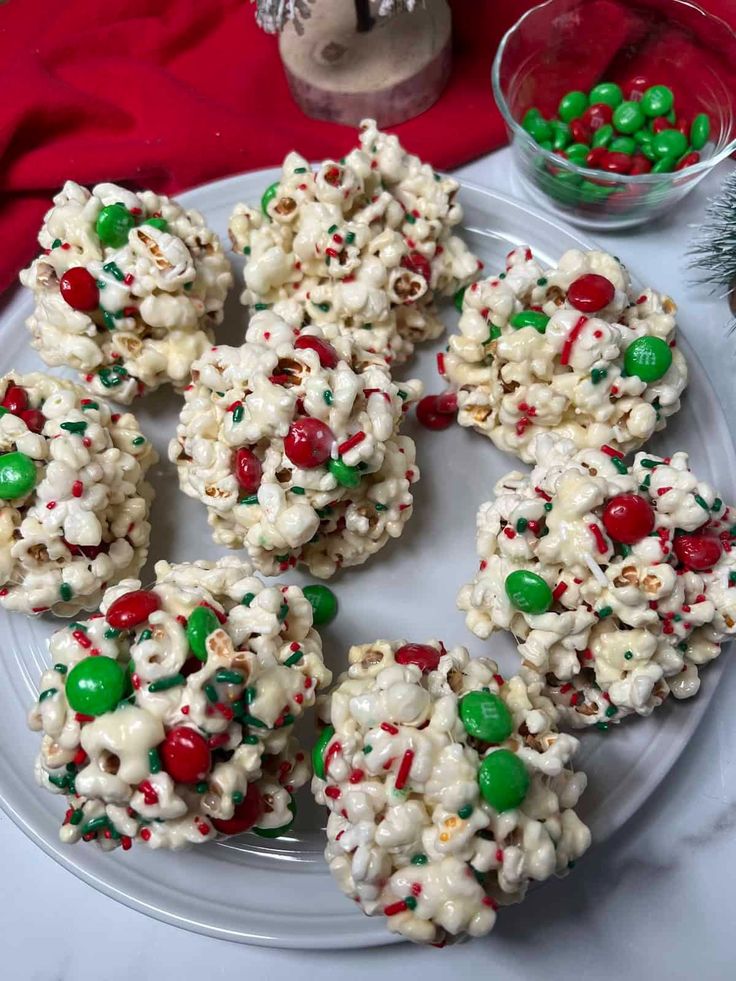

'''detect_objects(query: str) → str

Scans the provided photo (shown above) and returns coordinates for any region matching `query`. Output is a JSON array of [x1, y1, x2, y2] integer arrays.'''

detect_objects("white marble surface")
[[4, 149, 736, 981]]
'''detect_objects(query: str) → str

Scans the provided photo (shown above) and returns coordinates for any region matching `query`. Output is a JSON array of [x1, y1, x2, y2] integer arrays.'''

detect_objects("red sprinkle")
[[325, 786, 341, 799], [381, 722, 399, 735], [72, 480, 83, 498], [395, 749, 414, 790], [552, 581, 568, 601], [560, 315, 588, 366], [384, 900, 408, 917], [601, 444, 624, 459], [588, 523, 609, 554], [72, 629, 92, 649], [338, 431, 366, 455]]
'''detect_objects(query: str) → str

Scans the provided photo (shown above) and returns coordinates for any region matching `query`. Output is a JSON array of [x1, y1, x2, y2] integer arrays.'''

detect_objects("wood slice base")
[[279, 0, 452, 128]]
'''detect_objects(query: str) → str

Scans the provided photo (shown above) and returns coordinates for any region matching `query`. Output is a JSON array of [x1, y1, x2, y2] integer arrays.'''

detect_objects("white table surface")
[[4, 148, 736, 981]]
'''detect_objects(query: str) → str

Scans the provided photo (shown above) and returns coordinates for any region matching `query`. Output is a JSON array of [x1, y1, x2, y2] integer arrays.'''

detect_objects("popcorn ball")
[[28, 557, 331, 850], [228, 118, 479, 369], [20, 181, 233, 403], [458, 433, 736, 728], [0, 372, 155, 616], [445, 246, 687, 464], [170, 310, 422, 578], [312, 640, 590, 945]]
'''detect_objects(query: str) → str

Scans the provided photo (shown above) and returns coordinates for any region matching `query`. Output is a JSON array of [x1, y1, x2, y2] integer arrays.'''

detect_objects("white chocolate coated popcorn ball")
[[445, 246, 687, 464], [228, 120, 480, 369], [312, 640, 590, 946], [0, 372, 155, 616], [28, 557, 331, 851], [169, 311, 422, 578], [458, 433, 736, 728], [20, 182, 233, 403]]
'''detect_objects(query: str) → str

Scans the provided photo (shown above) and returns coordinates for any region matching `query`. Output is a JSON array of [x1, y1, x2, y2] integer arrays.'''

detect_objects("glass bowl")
[[492, 0, 736, 229]]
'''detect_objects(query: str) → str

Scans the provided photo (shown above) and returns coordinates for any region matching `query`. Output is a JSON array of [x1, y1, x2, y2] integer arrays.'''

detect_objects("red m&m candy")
[[395, 643, 441, 673], [284, 419, 334, 469], [20, 409, 45, 434], [568, 274, 615, 313], [602, 494, 655, 544], [59, 267, 100, 312], [234, 448, 262, 495], [212, 783, 264, 836], [161, 727, 212, 784], [416, 393, 458, 431], [106, 589, 161, 629], [1, 385, 28, 414], [582, 102, 613, 131], [294, 335, 339, 369], [673, 534, 722, 571]]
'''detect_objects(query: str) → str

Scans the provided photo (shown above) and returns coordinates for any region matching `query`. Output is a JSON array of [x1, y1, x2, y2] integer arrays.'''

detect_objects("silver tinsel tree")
[[252, 0, 422, 34]]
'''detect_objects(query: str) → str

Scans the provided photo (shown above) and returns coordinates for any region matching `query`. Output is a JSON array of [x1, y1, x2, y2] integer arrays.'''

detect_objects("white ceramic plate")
[[0, 172, 732, 949]]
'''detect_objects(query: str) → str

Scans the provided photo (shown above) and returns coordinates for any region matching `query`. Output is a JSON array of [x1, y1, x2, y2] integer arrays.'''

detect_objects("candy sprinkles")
[[0, 371, 156, 616], [312, 640, 590, 945], [170, 310, 422, 578], [459, 433, 736, 728], [228, 117, 480, 371], [28, 558, 331, 850], [20, 181, 232, 404], [445, 244, 687, 464]]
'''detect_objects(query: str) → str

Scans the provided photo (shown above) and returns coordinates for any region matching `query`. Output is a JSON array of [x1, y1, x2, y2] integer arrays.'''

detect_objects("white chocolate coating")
[[312, 641, 590, 945], [28, 557, 331, 850], [20, 181, 233, 403], [459, 434, 736, 727], [228, 119, 480, 369], [169, 311, 421, 577], [445, 246, 687, 464], [0, 372, 155, 616]]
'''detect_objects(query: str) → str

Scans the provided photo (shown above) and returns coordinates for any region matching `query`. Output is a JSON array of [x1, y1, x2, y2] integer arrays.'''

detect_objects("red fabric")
[[0, 0, 733, 294]]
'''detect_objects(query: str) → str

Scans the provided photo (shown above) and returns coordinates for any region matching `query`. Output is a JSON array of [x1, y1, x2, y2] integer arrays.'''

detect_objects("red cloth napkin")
[[0, 0, 733, 295]]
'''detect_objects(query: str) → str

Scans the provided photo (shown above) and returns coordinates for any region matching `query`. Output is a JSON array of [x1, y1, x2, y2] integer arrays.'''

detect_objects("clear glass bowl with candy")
[[492, 0, 736, 229]]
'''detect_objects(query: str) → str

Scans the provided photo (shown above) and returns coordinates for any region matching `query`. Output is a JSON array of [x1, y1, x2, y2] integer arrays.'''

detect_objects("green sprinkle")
[[48, 774, 71, 789], [139, 629, 152, 641], [204, 684, 219, 703], [712, 498, 723, 512], [53, 663, 67, 674], [132, 436, 145, 446], [294, 167, 308, 174], [411, 853, 428, 865], [345, 232, 355, 245], [102, 311, 117, 331], [618, 544, 632, 557], [611, 457, 629, 475], [102, 261, 124, 281], [323, 390, 334, 406], [404, 896, 418, 910], [397, 389, 408, 400], [640, 459, 660, 469], [591, 368, 608, 385], [596, 722, 609, 732], [284, 650, 303, 667], [147, 674, 185, 693], [242, 734, 260, 745], [240, 494, 259, 506], [516, 517, 529, 533], [104, 628, 121, 640], [291, 486, 305, 495], [82, 816, 109, 835], [242, 246, 251, 255], [605, 705, 618, 718], [69, 809, 83, 825], [729, 571, 736, 585], [537, 278, 548, 286], [242, 714, 266, 728], [694, 494, 710, 511], [70, 622, 86, 632], [59, 583, 73, 602], [254, 303, 270, 311], [81, 401, 99, 411], [597, 606, 613, 619], [624, 650, 633, 660], [314, 301, 331, 312], [544, 502, 553, 512], [232, 403, 244, 424], [215, 669, 244, 684], [678, 641, 688, 652], [60, 421, 87, 434], [498, 272, 506, 279], [51, 238, 62, 249], [148, 748, 161, 773], [280, 713, 295, 727], [245, 687, 256, 704], [241, 592, 255, 607], [673, 614, 682, 622], [327, 224, 338, 234], [196, 782, 208, 794], [458, 804, 473, 819], [486, 325, 501, 342], [39, 688, 57, 702], [363, 745, 373, 754], [278, 603, 289, 622], [375, 502, 388, 512], [232, 791, 244, 804], [361, 323, 372, 330], [404, 212, 416, 224]]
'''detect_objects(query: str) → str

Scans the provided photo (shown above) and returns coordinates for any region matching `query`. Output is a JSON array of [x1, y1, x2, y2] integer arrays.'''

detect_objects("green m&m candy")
[[187, 604, 220, 661], [549, 120, 571, 151], [624, 336, 672, 382], [328, 458, 361, 488], [478, 749, 530, 812], [261, 181, 280, 216], [303, 584, 338, 626], [612, 101, 645, 134], [254, 796, 296, 837], [96, 203, 136, 248], [142, 217, 168, 232], [690, 113, 710, 151], [591, 124, 614, 148], [609, 136, 636, 154], [558, 90, 588, 123], [505, 570, 552, 615], [509, 311, 549, 333], [65, 656, 126, 716], [312, 724, 335, 780], [652, 129, 688, 160], [589, 82, 623, 108], [565, 143, 590, 165], [460, 691, 513, 744], [651, 156, 678, 173], [0, 451, 37, 500], [641, 85, 674, 118]]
